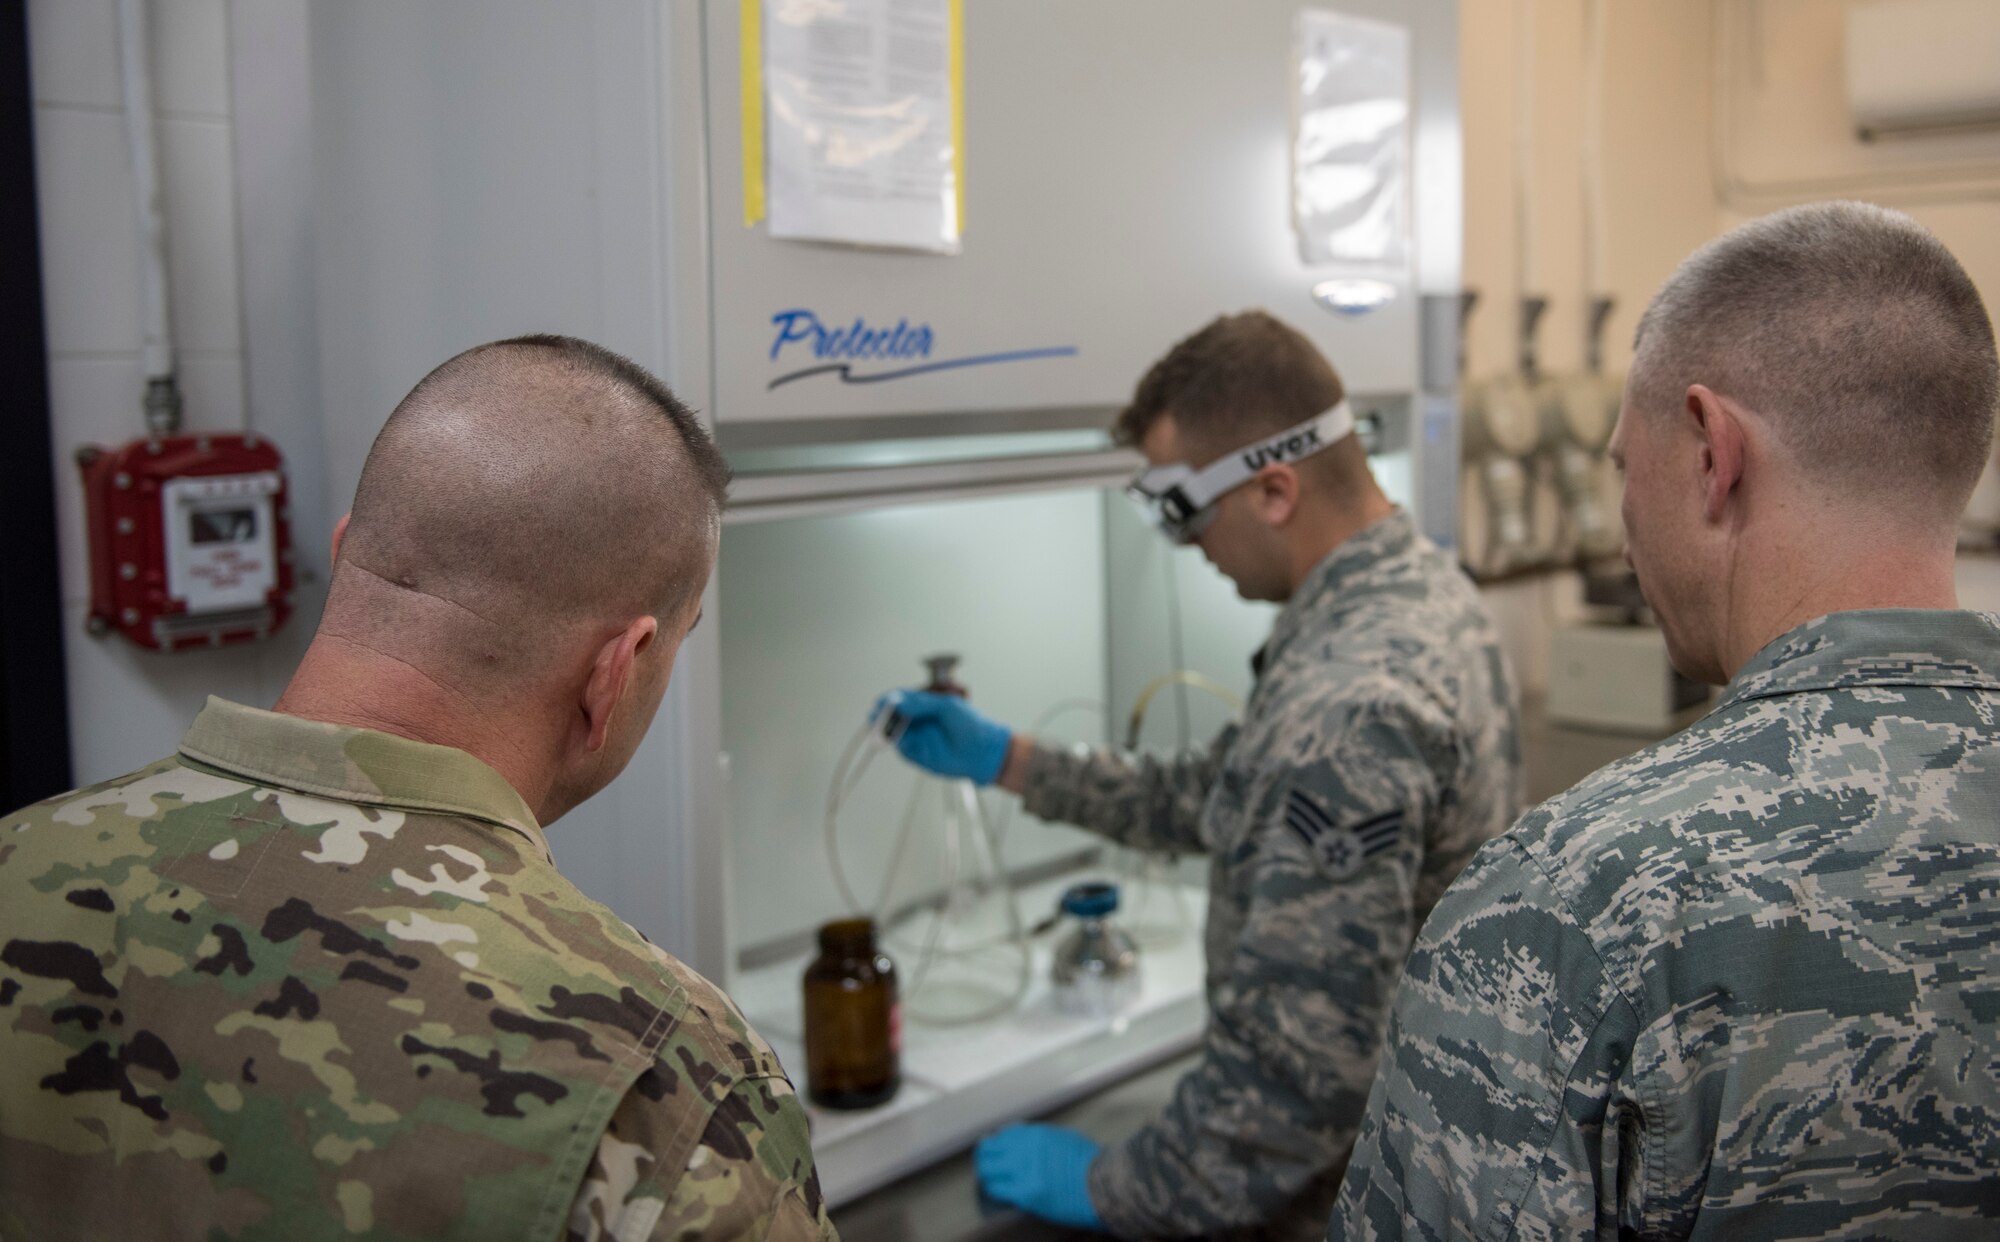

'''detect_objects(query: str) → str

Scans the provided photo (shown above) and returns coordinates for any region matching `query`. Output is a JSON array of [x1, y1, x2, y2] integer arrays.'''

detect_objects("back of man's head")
[[1116, 311, 1372, 496], [329, 335, 729, 693], [1631, 201, 1998, 526]]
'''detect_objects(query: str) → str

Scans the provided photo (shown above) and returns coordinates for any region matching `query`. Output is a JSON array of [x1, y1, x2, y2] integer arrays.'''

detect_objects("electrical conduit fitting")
[[143, 376, 183, 440]]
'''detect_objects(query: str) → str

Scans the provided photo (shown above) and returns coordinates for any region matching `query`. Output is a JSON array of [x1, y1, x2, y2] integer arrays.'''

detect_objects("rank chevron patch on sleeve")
[[1285, 788, 1403, 881]]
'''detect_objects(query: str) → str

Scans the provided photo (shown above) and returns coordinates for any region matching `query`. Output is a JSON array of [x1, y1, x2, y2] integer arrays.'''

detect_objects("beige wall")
[[1460, 0, 1717, 382], [1714, 0, 2000, 549], [1465, 0, 2000, 394], [1462, 0, 1720, 696], [1464, 0, 2000, 694], [1714, 0, 2000, 297]]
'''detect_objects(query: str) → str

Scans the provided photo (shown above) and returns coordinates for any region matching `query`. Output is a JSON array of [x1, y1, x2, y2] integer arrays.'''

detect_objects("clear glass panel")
[[720, 490, 1109, 961], [719, 458, 1416, 966], [1103, 495, 1277, 751]]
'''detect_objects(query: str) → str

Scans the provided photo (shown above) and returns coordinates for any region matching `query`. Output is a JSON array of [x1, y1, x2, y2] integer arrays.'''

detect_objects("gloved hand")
[[973, 1124, 1104, 1230], [871, 689, 1013, 786]]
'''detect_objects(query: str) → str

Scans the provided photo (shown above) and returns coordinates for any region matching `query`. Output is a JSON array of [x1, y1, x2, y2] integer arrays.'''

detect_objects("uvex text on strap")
[[1125, 400, 1357, 544]]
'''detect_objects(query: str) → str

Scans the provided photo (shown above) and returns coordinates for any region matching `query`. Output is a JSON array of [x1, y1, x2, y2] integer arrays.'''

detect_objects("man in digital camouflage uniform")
[[0, 336, 837, 1242], [1332, 202, 2000, 1240], [875, 311, 1523, 1239]]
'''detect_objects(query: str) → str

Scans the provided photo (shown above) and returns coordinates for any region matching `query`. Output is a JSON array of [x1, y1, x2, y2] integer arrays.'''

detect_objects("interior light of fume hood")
[[1312, 279, 1398, 316]]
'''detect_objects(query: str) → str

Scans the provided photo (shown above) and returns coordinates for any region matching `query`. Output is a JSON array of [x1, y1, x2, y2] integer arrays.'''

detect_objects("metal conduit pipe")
[[116, 0, 180, 437]]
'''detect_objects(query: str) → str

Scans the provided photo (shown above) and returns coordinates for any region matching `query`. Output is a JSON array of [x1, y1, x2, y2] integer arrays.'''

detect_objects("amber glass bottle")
[[803, 918, 900, 1109]]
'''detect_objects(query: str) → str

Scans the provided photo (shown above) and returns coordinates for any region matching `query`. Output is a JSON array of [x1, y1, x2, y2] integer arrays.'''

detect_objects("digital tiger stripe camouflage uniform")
[[0, 697, 836, 1242], [1333, 609, 2000, 1240], [1021, 509, 1523, 1240]]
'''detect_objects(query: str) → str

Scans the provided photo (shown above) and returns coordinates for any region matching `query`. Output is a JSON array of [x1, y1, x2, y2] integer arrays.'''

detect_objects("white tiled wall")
[[29, 0, 272, 784]]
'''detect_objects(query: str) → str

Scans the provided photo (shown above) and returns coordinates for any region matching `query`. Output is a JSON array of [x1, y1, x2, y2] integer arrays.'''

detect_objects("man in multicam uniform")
[[876, 312, 1523, 1240], [0, 336, 837, 1242], [1332, 202, 2000, 1241]]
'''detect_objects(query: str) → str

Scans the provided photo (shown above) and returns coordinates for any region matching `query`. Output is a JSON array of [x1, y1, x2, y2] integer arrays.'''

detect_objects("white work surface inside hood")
[[730, 870, 1211, 1207]]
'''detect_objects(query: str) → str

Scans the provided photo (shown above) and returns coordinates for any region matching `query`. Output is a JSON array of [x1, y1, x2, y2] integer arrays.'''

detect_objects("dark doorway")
[[0, 0, 74, 810]]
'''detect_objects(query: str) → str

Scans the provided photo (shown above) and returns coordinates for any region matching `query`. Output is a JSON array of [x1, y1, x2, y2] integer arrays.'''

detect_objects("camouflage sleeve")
[[1087, 704, 1439, 1236], [1328, 835, 1641, 1241], [565, 1070, 838, 1242], [1017, 723, 1238, 853]]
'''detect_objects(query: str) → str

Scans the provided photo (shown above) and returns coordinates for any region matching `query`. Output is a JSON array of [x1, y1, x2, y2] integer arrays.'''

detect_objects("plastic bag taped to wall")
[[1292, 10, 1411, 269], [761, 0, 962, 254]]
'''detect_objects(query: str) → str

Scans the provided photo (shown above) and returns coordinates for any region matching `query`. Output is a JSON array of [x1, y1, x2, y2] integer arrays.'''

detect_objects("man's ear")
[[580, 616, 659, 753], [1684, 384, 1747, 524], [331, 513, 351, 562], [1247, 464, 1303, 528]]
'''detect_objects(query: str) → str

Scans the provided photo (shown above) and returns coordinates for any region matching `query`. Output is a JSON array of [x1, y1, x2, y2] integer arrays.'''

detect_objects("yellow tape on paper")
[[741, 0, 965, 239], [740, 0, 765, 228], [949, 0, 965, 238]]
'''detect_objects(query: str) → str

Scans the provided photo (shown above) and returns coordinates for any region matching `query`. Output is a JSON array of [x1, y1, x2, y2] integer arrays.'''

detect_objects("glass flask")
[[875, 654, 1032, 1025], [1051, 881, 1141, 1018]]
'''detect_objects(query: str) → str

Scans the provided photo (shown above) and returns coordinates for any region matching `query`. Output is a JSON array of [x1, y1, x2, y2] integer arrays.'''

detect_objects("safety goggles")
[[1124, 400, 1356, 544]]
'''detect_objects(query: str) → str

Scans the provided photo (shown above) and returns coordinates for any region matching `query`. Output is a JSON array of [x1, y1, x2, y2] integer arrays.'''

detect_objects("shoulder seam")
[[1501, 834, 1658, 1231], [1484, 974, 1634, 1242], [1505, 835, 1644, 1030], [641, 972, 771, 1081]]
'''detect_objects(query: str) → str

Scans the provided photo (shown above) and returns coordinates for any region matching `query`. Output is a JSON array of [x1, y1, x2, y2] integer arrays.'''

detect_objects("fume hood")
[[258, 0, 1462, 1207]]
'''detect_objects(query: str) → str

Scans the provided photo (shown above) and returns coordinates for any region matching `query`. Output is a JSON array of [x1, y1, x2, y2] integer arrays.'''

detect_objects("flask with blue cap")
[[1051, 881, 1141, 1018]]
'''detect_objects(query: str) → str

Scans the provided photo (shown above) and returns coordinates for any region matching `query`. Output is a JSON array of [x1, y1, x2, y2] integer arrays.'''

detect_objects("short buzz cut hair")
[[497, 333, 731, 510], [1115, 310, 1347, 457], [340, 334, 731, 671], [1630, 201, 1999, 520]]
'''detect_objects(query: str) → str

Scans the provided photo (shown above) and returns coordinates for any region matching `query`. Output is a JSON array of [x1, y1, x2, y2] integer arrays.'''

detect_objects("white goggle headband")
[[1125, 400, 1356, 544]]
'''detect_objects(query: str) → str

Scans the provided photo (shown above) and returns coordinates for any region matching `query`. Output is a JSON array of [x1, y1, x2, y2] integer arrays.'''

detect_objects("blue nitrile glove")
[[973, 1124, 1105, 1230], [870, 689, 1013, 786]]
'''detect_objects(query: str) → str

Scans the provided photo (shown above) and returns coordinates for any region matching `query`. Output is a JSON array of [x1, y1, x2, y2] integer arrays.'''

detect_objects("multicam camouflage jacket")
[[1332, 609, 2000, 1241], [1021, 510, 1524, 1241], [0, 698, 836, 1242]]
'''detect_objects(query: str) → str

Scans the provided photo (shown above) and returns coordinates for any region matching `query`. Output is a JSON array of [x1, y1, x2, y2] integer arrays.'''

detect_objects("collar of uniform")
[[1718, 609, 2000, 712], [1258, 508, 1417, 675], [177, 697, 552, 863]]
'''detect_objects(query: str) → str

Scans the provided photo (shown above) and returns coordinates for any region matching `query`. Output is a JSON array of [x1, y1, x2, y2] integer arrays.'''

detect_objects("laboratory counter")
[[831, 1050, 1199, 1242], [828, 696, 1700, 1240]]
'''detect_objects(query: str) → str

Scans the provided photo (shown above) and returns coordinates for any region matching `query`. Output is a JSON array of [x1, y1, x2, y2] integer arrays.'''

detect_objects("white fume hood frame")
[[230, 0, 1463, 1209]]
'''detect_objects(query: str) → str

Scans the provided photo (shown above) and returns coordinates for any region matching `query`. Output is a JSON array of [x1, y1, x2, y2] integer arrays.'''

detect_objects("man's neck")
[[1286, 490, 1396, 596], [274, 635, 555, 814], [1718, 525, 1961, 680]]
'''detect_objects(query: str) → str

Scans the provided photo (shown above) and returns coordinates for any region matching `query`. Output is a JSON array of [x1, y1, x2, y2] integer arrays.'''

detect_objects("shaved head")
[[329, 335, 728, 688], [1630, 202, 1998, 525]]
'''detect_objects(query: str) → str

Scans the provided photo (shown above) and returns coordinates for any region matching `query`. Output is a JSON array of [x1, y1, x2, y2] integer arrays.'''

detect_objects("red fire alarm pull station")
[[78, 433, 295, 652], [83, 1, 288, 653]]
